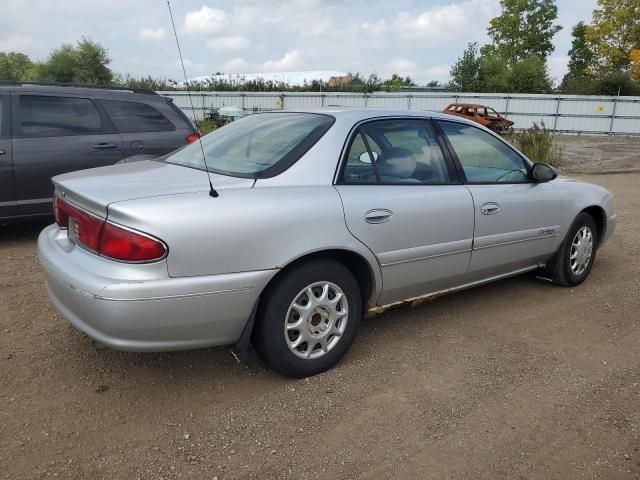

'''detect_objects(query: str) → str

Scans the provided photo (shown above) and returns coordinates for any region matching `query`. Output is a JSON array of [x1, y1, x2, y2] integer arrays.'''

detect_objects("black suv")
[[0, 82, 199, 220]]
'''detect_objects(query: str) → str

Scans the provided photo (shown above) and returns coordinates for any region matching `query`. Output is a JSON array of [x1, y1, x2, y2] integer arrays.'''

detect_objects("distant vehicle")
[[38, 109, 616, 378], [0, 82, 199, 220], [443, 103, 514, 132]]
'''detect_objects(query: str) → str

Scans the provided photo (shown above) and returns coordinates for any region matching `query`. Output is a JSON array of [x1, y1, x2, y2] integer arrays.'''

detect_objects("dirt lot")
[[1, 138, 640, 479]]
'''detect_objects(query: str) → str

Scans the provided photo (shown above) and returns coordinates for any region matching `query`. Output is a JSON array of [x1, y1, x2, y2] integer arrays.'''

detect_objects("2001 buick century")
[[38, 109, 616, 378]]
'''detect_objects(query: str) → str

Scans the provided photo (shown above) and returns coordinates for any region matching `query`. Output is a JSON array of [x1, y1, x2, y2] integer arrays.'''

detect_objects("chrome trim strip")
[[381, 248, 472, 267], [474, 234, 558, 251], [95, 287, 254, 302]]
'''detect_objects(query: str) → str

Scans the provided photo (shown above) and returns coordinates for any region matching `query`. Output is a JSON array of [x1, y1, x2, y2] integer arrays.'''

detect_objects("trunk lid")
[[53, 160, 254, 216]]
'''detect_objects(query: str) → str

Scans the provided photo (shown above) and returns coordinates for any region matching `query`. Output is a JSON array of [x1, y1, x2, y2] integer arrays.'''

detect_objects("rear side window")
[[100, 100, 175, 133], [19, 95, 102, 137]]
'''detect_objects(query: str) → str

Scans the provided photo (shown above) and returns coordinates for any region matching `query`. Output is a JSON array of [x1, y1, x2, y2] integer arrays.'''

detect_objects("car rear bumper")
[[38, 225, 276, 352]]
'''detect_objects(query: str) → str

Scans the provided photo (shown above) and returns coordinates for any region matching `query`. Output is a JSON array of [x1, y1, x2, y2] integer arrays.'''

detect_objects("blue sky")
[[1, 0, 598, 84]]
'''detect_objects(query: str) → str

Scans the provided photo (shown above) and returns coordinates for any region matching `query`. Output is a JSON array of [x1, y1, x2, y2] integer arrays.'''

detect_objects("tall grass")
[[504, 122, 564, 167]]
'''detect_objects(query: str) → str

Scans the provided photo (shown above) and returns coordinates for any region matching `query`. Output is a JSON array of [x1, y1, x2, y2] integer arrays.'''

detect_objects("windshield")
[[164, 112, 334, 178]]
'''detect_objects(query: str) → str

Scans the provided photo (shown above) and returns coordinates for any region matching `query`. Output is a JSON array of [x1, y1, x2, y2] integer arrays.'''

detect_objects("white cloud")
[[138, 27, 166, 42], [396, 0, 499, 40], [360, 20, 388, 34], [0, 36, 33, 51], [184, 6, 227, 34], [221, 57, 249, 73], [262, 50, 302, 72], [388, 58, 417, 74], [206, 35, 250, 51]]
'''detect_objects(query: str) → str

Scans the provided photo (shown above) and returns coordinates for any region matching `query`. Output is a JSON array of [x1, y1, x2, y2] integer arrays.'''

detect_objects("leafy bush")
[[504, 122, 564, 167], [195, 118, 221, 135]]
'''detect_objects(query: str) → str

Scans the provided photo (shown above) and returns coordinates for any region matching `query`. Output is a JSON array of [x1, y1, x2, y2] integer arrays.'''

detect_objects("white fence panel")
[[158, 91, 640, 135]]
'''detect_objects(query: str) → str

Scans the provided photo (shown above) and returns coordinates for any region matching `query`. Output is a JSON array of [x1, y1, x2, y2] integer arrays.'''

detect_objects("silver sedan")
[[38, 109, 616, 377]]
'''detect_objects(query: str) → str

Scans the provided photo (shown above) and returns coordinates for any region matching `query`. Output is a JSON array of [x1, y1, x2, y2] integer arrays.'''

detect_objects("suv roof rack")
[[0, 80, 158, 95]]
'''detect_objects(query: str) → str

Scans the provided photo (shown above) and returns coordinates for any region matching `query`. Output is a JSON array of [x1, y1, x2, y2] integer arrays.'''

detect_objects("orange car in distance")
[[443, 103, 514, 132]]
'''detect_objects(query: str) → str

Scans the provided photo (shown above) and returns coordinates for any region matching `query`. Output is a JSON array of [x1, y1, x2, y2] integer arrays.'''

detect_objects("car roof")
[[0, 82, 161, 101], [448, 103, 493, 109], [267, 107, 464, 123]]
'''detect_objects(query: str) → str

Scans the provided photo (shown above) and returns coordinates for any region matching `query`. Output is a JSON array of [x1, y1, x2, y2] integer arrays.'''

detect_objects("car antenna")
[[166, 0, 219, 198]]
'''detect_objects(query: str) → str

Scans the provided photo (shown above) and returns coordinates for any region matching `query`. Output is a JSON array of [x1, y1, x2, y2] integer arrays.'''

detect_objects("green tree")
[[586, 0, 640, 73], [487, 0, 562, 64], [450, 42, 482, 91], [74, 38, 112, 84], [383, 74, 416, 91], [0, 52, 33, 80], [43, 38, 112, 84], [566, 22, 598, 78]]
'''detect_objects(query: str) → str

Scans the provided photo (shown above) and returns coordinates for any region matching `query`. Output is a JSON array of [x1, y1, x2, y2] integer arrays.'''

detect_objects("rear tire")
[[545, 212, 598, 287], [252, 259, 362, 378]]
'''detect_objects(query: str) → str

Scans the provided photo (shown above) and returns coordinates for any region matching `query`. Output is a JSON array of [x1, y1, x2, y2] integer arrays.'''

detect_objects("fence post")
[[609, 87, 620, 135], [241, 93, 246, 110], [280, 93, 285, 110], [552, 96, 561, 131], [321, 93, 325, 107], [504, 95, 510, 119], [364, 93, 368, 108], [407, 95, 412, 110]]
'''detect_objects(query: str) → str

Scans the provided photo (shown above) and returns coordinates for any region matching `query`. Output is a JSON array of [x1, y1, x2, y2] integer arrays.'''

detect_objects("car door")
[[0, 92, 17, 218], [11, 92, 124, 216], [99, 99, 184, 157], [437, 120, 563, 280], [335, 118, 475, 305]]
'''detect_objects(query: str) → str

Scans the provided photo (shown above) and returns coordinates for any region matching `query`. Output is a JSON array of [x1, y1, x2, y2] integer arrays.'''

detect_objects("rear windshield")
[[164, 112, 334, 178]]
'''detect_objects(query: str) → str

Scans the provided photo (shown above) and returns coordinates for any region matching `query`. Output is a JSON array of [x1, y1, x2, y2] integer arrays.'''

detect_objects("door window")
[[18, 95, 102, 137], [342, 119, 452, 184], [438, 121, 528, 183], [100, 100, 175, 133]]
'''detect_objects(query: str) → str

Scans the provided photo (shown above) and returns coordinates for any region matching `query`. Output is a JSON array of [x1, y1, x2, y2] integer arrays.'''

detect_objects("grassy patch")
[[504, 123, 564, 167]]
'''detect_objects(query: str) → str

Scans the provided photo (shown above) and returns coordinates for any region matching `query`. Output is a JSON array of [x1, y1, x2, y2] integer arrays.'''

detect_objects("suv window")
[[0, 97, 4, 136], [438, 121, 528, 183], [100, 100, 175, 133], [343, 119, 452, 184], [18, 95, 102, 137]]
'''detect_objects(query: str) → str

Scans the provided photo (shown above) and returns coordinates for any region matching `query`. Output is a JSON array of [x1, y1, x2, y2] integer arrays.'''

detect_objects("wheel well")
[[582, 206, 605, 247], [261, 250, 375, 307]]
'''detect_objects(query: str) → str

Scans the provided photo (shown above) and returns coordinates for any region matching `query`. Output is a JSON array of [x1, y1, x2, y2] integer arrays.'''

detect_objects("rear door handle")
[[480, 202, 500, 215], [365, 209, 393, 224], [93, 143, 118, 150]]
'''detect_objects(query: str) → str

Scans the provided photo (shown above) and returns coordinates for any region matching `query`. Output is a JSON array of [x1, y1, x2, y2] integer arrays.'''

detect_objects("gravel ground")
[[560, 135, 640, 174], [1, 144, 640, 479]]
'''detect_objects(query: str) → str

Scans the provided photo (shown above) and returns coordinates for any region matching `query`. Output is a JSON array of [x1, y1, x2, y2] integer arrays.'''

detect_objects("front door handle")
[[365, 209, 393, 224], [0, 149, 6, 155], [93, 143, 118, 150], [480, 202, 500, 215]]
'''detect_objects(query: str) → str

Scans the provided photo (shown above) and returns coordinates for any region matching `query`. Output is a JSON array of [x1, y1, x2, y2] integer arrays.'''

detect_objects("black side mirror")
[[531, 163, 558, 183]]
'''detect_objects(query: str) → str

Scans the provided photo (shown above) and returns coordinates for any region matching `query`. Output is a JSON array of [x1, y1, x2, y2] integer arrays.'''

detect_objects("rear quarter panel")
[[106, 186, 382, 299]]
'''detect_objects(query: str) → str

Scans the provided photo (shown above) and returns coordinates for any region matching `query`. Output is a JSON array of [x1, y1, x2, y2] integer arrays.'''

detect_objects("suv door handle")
[[93, 143, 118, 150], [480, 202, 500, 215], [0, 150, 6, 155], [365, 209, 393, 224]]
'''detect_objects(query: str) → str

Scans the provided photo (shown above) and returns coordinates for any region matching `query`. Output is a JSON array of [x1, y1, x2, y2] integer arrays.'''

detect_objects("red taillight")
[[54, 195, 166, 263], [186, 133, 200, 143], [99, 223, 167, 262]]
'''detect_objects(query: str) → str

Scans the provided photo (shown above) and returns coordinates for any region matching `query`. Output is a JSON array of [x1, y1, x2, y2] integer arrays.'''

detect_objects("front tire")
[[252, 259, 362, 378], [546, 212, 598, 286]]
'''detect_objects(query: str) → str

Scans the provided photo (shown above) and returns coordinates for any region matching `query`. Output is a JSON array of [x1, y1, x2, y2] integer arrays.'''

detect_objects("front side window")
[[438, 121, 529, 183], [100, 100, 175, 133], [165, 112, 334, 178], [342, 119, 452, 185], [19, 95, 102, 137]]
